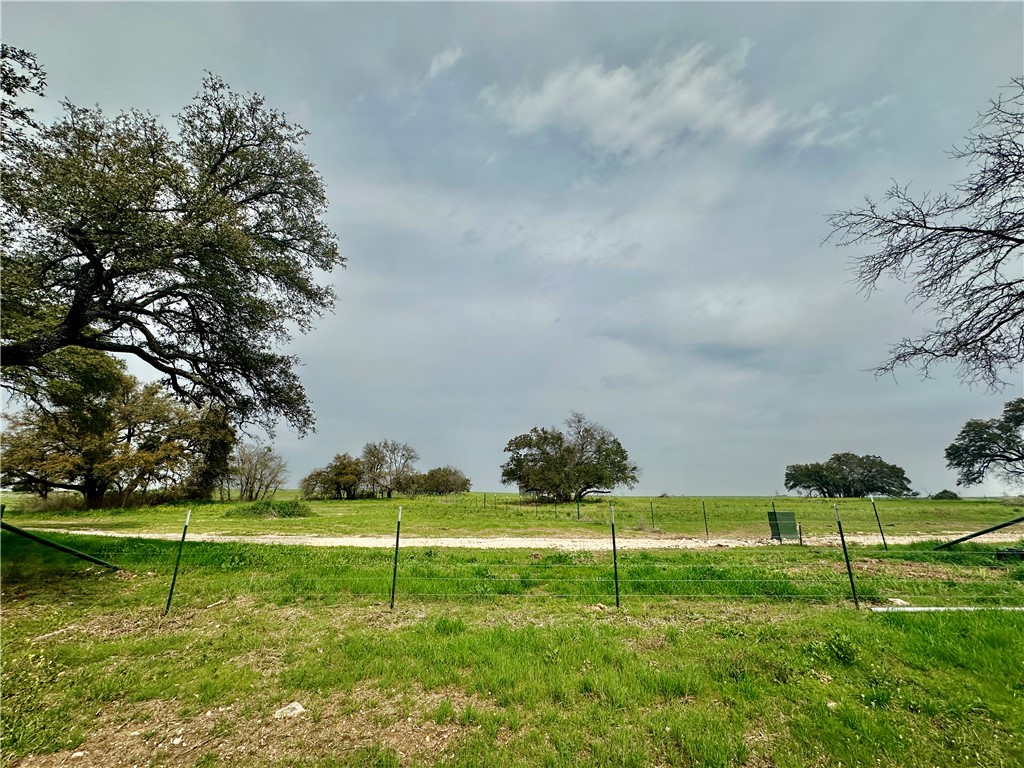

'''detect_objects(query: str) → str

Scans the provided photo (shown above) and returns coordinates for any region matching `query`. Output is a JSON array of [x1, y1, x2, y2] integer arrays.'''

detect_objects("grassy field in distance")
[[3, 490, 1023, 542]]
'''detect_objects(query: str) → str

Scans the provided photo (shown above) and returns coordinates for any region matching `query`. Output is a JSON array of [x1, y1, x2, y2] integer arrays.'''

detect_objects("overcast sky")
[[5, 1, 1022, 496]]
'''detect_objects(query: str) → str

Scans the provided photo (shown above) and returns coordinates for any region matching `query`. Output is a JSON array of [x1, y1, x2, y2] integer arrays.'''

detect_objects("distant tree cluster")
[[300, 453, 365, 500], [300, 441, 471, 500], [500, 412, 639, 503], [415, 465, 472, 496], [784, 453, 914, 498]]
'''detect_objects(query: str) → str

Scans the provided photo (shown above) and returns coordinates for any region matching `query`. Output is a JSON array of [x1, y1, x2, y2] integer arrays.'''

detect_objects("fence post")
[[702, 498, 709, 542], [649, 497, 655, 529], [834, 504, 859, 609], [164, 508, 191, 616], [390, 506, 402, 610], [870, 495, 888, 551], [611, 503, 620, 608]]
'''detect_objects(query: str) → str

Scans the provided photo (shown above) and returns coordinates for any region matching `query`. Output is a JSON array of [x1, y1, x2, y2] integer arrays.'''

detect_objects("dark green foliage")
[[500, 412, 639, 503], [224, 499, 312, 519], [0, 63, 343, 435], [932, 489, 961, 500], [416, 465, 472, 496], [300, 453, 364, 500], [1, 43, 47, 151], [181, 406, 236, 500], [945, 398, 1024, 487], [785, 452, 913, 497]]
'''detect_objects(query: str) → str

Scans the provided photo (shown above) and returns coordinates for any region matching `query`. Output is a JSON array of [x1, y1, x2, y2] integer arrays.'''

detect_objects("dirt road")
[[25, 528, 1024, 550]]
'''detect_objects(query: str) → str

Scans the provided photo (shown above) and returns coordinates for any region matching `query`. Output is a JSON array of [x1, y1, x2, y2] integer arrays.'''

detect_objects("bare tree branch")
[[827, 78, 1024, 390]]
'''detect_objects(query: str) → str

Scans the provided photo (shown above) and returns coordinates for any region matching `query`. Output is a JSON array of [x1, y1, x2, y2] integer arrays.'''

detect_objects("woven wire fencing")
[[144, 535, 1024, 612], [3, 520, 1022, 612]]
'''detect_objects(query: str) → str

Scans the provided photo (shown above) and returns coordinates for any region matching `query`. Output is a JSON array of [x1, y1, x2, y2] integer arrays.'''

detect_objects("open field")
[[2, 521, 1024, 768], [3, 492, 1023, 543]]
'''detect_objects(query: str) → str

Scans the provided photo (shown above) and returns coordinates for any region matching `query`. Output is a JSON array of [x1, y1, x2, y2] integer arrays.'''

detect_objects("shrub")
[[224, 499, 313, 518], [932, 489, 960, 500]]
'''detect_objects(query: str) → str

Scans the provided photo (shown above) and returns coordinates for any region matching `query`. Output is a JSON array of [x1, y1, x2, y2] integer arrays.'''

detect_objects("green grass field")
[[2, 513, 1023, 767], [3, 491, 1023, 542]]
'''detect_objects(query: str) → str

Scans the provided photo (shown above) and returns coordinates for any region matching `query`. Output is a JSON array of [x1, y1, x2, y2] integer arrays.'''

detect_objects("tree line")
[[299, 443, 471, 500]]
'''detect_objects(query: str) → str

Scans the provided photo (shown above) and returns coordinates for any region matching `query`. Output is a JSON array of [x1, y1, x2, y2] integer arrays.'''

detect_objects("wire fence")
[[5, 519, 1020, 614]]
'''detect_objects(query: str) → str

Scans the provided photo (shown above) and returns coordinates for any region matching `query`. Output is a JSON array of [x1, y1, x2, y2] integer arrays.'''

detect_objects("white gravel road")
[[25, 529, 1024, 550]]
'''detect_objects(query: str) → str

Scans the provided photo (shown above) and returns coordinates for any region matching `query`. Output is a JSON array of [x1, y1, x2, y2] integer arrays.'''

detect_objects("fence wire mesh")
[[21, 535, 1017, 612]]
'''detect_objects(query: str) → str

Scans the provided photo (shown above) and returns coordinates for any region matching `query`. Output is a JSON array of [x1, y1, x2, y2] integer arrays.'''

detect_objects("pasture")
[[1, 494, 1023, 767], [3, 491, 1022, 542]]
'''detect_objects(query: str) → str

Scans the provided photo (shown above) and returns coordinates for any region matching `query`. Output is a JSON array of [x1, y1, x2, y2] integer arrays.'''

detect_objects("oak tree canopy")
[[501, 412, 639, 503], [945, 398, 1024, 488], [1, 48, 343, 435]]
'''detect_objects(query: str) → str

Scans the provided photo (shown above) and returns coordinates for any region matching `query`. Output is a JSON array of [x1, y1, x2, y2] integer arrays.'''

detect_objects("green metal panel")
[[768, 511, 799, 542]]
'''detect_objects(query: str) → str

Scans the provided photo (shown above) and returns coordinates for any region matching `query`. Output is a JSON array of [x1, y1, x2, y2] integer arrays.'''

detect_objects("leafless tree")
[[827, 78, 1023, 390], [224, 442, 288, 502], [361, 439, 419, 499]]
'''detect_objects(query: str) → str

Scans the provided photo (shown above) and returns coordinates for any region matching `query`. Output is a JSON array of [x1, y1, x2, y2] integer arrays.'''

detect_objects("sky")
[[4, 1, 1022, 497]]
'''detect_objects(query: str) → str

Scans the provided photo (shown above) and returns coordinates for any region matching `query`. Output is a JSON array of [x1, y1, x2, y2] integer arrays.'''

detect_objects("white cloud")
[[482, 42, 781, 159], [427, 44, 463, 79], [788, 92, 900, 150]]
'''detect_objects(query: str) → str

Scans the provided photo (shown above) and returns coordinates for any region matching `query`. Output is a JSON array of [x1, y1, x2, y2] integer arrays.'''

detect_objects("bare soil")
[[14, 683, 496, 767], [28, 529, 1024, 550]]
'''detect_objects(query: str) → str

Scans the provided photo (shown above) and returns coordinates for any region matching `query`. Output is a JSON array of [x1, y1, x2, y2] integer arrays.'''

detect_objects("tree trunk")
[[83, 480, 108, 509]]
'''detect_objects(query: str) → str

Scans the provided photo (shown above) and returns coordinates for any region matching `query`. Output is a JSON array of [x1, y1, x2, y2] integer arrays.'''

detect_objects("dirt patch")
[[14, 682, 495, 767], [742, 724, 778, 768], [831, 558, 1005, 581]]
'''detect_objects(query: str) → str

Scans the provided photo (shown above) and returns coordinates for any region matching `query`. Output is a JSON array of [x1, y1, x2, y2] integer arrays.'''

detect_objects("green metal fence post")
[[164, 508, 192, 615], [870, 495, 888, 551], [834, 504, 859, 609], [611, 503, 620, 608], [390, 506, 402, 610]]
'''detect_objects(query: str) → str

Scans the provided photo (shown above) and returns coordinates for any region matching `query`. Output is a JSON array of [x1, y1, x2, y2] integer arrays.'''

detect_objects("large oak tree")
[[945, 398, 1024, 488], [501, 412, 639, 503], [1, 55, 343, 434], [784, 452, 913, 498]]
